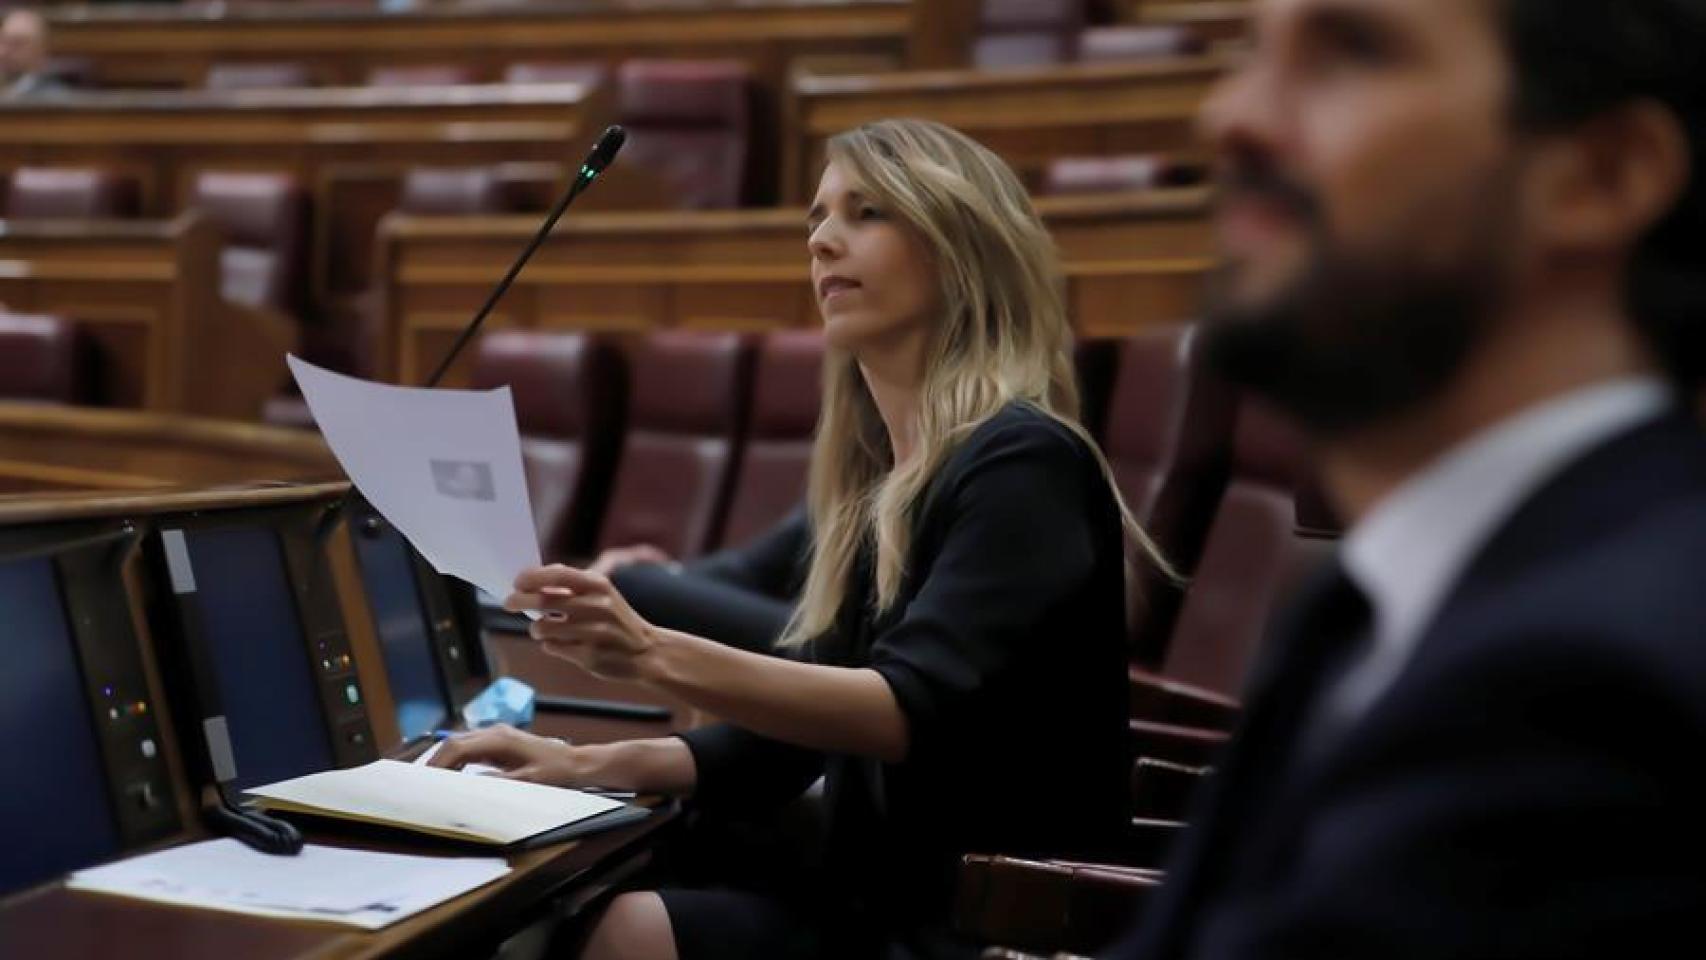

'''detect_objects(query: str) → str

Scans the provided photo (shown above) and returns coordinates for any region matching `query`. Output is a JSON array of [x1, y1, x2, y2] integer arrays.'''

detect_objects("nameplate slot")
[[161, 530, 197, 595], [203, 716, 237, 784]]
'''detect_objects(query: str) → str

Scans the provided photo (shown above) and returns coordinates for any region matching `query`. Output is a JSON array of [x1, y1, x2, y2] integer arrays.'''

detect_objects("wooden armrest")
[[956, 854, 1157, 957], [1128, 666, 1241, 730], [1131, 756, 1209, 820], [1124, 817, 1186, 870], [1128, 719, 1230, 768]]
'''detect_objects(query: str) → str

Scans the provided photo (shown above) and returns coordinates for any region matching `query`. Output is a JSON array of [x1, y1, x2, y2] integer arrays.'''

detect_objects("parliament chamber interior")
[[5, 0, 1699, 958]]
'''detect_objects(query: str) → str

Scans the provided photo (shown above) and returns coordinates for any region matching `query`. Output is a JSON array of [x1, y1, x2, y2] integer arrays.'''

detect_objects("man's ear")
[[1522, 100, 1690, 254]]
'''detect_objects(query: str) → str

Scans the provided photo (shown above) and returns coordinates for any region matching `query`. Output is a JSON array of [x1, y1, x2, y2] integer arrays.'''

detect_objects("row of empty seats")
[[977, 5, 1208, 69]]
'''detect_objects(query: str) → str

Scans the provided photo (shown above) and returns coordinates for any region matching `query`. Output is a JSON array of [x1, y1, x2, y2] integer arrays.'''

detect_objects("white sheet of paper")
[[248, 759, 625, 846], [414, 738, 503, 776], [287, 355, 540, 603], [66, 839, 509, 930]]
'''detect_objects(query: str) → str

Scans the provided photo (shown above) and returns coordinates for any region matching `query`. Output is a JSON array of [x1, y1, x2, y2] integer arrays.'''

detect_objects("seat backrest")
[[365, 64, 479, 87], [1105, 327, 1235, 568], [614, 59, 754, 209], [0, 312, 95, 404], [1074, 337, 1120, 445], [190, 171, 309, 314], [502, 61, 607, 87], [597, 331, 753, 558], [1161, 399, 1308, 694], [974, 0, 1088, 68], [719, 330, 823, 549], [1075, 24, 1206, 63], [398, 166, 508, 216], [204, 61, 314, 90], [470, 331, 626, 561], [2, 167, 140, 220], [1103, 326, 1237, 662]]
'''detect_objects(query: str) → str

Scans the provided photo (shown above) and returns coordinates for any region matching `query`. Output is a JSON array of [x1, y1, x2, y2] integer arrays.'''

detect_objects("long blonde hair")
[[780, 119, 1167, 647]]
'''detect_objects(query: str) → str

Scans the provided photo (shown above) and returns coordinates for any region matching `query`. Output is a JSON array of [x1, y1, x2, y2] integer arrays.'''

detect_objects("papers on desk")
[[415, 737, 504, 776], [66, 839, 509, 930], [286, 355, 540, 605], [249, 759, 626, 847], [415, 739, 639, 800]]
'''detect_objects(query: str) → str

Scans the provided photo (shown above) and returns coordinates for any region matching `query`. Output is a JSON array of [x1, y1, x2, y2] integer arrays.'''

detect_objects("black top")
[[1117, 406, 1706, 959], [680, 403, 1132, 932], [609, 507, 809, 652], [686, 504, 811, 603]]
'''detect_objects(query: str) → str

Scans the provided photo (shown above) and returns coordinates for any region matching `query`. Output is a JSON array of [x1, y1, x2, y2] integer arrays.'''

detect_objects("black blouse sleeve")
[[685, 505, 811, 602], [677, 721, 826, 815], [866, 415, 1104, 762]]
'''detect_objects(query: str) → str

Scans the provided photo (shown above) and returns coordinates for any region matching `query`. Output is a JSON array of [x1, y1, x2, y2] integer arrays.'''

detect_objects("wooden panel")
[[0, 405, 339, 490], [0, 215, 292, 420], [1133, 2, 1251, 47], [908, 0, 980, 69], [46, 0, 911, 93], [375, 188, 1215, 385], [0, 84, 600, 311], [786, 56, 1226, 202]]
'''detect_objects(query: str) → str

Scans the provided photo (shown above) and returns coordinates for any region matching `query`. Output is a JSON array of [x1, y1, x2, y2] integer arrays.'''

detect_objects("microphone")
[[421, 124, 627, 388]]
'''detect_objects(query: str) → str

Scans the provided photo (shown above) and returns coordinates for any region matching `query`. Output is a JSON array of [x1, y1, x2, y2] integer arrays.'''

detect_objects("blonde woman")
[[434, 119, 1156, 959]]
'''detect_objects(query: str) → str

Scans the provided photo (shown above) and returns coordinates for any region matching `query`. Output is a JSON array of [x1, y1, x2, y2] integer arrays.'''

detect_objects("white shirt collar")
[[1329, 376, 1672, 722]]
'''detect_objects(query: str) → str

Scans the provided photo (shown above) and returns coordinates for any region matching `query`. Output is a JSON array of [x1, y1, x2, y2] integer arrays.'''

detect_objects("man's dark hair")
[[1500, 0, 1706, 386]]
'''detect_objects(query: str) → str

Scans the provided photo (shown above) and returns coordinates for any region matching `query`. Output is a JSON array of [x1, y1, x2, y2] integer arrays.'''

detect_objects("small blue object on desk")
[[460, 676, 537, 729]]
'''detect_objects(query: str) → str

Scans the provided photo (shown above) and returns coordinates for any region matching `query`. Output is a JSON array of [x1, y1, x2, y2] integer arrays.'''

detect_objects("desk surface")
[[0, 804, 677, 960], [0, 704, 683, 959]]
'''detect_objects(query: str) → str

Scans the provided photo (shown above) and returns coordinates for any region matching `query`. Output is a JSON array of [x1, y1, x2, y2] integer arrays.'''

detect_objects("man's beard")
[[1201, 178, 1515, 439]]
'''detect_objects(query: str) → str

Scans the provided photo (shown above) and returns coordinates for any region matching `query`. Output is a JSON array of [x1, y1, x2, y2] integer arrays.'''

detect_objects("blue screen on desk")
[[185, 526, 334, 791], [0, 557, 121, 896], [353, 523, 450, 741]]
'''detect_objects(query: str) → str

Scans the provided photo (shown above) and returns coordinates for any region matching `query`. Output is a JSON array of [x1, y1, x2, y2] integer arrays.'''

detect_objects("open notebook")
[[248, 759, 644, 848]]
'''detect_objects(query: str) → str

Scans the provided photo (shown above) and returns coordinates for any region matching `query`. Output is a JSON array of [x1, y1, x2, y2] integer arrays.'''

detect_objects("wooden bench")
[[784, 56, 1227, 202], [46, 0, 912, 92], [0, 214, 291, 420], [0, 83, 601, 311], [373, 188, 1214, 385]]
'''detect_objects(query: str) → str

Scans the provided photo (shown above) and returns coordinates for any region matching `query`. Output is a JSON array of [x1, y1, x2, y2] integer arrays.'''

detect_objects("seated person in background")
[[594, 506, 810, 654], [1113, 0, 1706, 956], [434, 118, 1163, 959], [1, 10, 66, 100]]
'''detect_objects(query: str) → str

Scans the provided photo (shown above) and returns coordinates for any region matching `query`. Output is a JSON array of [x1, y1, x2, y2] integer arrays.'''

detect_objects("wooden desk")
[[46, 0, 910, 93], [0, 83, 600, 314], [0, 481, 683, 959], [0, 215, 293, 420], [1130, 1, 1250, 46], [375, 188, 1214, 384], [0, 405, 339, 492], [784, 56, 1226, 202], [0, 804, 676, 960]]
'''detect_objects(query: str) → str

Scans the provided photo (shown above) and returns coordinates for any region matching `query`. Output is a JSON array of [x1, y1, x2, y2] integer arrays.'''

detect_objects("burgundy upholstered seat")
[[596, 331, 754, 559], [718, 330, 824, 549]]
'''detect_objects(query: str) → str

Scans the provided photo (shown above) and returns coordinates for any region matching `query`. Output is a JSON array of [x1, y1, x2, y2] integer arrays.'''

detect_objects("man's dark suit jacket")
[[1114, 406, 1706, 959]]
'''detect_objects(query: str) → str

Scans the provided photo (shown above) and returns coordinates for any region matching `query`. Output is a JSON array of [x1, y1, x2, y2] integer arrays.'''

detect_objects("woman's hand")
[[428, 726, 699, 795], [425, 723, 590, 787], [506, 564, 665, 682]]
